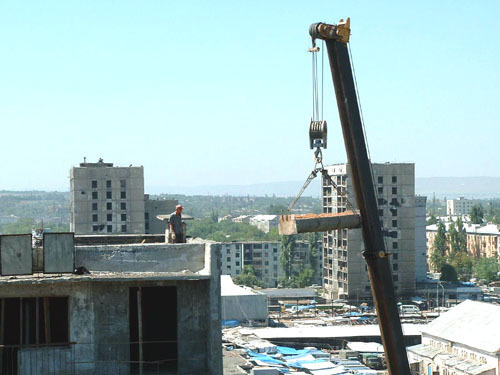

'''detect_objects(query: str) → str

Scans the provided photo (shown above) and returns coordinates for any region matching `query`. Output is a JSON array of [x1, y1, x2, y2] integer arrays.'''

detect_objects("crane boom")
[[309, 19, 411, 375]]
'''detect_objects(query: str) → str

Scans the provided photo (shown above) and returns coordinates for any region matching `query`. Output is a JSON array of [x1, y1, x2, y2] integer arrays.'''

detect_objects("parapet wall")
[[75, 243, 208, 274]]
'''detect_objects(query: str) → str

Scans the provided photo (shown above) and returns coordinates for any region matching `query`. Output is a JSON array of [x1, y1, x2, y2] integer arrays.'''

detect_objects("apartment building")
[[70, 160, 145, 234], [219, 241, 323, 287], [144, 195, 178, 234], [249, 215, 279, 233], [322, 162, 417, 300], [447, 197, 475, 216], [427, 222, 500, 260]]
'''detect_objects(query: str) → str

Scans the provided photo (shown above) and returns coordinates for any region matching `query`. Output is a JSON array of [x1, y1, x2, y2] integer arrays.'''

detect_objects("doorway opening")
[[129, 286, 177, 373]]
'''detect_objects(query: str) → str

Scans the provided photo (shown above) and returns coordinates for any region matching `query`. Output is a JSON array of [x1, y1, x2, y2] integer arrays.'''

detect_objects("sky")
[[1, 1, 499, 192]]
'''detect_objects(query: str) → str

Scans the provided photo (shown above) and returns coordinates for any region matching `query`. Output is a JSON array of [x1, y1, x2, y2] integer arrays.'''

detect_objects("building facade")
[[0, 233, 222, 374], [408, 301, 499, 375], [70, 160, 145, 234], [447, 197, 475, 216], [219, 240, 323, 288], [249, 215, 279, 233], [426, 222, 500, 266], [321, 163, 417, 300], [415, 196, 428, 282], [144, 195, 178, 234]]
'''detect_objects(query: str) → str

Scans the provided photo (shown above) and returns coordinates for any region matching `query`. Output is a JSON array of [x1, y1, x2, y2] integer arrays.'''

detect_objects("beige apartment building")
[[322, 163, 417, 300], [70, 160, 145, 234], [426, 222, 500, 263]]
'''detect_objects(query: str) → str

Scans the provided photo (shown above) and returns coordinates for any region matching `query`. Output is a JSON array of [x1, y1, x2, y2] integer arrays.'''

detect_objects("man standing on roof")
[[169, 205, 184, 243]]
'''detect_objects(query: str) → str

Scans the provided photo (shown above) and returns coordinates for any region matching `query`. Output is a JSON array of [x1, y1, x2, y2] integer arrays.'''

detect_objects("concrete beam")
[[279, 211, 361, 235]]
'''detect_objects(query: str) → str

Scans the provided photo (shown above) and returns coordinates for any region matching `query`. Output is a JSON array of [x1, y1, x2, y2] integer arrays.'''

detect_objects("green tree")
[[280, 235, 296, 281], [486, 202, 495, 222], [473, 257, 500, 282], [267, 204, 288, 215], [426, 214, 438, 226], [440, 263, 458, 282], [307, 232, 320, 277], [448, 251, 473, 280], [448, 219, 467, 254], [234, 266, 264, 288], [294, 268, 315, 288], [470, 204, 484, 224], [430, 221, 448, 272]]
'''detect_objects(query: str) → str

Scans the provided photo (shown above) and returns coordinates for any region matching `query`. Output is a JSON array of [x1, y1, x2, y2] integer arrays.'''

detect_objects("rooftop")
[[422, 300, 500, 354]]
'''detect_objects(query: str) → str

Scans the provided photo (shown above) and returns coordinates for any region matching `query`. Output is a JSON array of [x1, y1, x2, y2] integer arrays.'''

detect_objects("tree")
[[473, 257, 500, 282], [486, 202, 495, 222], [448, 251, 473, 281], [451, 217, 467, 253], [307, 232, 320, 277], [294, 268, 315, 288], [426, 214, 438, 226], [440, 263, 458, 282], [267, 204, 288, 215], [430, 221, 448, 272], [280, 235, 296, 281], [234, 266, 264, 288], [470, 204, 484, 224]]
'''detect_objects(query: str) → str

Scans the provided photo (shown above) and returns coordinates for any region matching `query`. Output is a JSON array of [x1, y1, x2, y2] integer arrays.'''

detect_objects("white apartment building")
[[219, 241, 323, 287], [408, 300, 499, 375], [322, 162, 417, 300], [249, 215, 279, 233], [447, 197, 475, 216], [70, 160, 145, 234]]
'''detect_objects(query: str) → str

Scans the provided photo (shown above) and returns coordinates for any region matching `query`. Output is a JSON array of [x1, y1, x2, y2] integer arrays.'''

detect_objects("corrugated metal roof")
[[407, 343, 443, 359], [422, 300, 500, 354]]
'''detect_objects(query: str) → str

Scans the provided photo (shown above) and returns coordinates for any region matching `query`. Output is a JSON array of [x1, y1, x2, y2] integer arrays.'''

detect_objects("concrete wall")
[[43, 233, 75, 273], [0, 234, 32, 275], [0, 242, 222, 375], [75, 243, 206, 273], [144, 198, 178, 234], [221, 295, 268, 321]]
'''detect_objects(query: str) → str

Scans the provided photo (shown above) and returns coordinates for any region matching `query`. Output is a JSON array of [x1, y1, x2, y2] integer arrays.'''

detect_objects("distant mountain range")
[[415, 177, 500, 199], [148, 177, 500, 199]]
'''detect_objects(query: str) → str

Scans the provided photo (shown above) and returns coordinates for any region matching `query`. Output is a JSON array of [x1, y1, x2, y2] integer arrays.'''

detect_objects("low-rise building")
[[408, 300, 499, 375]]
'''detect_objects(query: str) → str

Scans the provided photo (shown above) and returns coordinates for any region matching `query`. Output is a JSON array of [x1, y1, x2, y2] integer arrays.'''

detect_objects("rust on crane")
[[279, 211, 361, 235]]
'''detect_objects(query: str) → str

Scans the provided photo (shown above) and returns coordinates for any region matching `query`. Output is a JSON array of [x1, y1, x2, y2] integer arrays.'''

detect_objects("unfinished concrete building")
[[0, 233, 222, 374], [321, 163, 417, 300], [70, 159, 146, 235], [144, 195, 178, 234]]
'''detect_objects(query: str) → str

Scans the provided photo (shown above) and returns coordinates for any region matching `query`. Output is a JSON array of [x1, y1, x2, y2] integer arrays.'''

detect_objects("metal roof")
[[259, 288, 317, 299], [422, 300, 500, 354]]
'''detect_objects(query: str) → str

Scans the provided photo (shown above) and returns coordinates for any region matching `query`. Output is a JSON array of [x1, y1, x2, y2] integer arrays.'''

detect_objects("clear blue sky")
[[1, 1, 499, 192]]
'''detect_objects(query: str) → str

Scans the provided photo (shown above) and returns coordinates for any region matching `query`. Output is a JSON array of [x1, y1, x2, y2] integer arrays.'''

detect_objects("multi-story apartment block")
[[144, 195, 178, 234], [249, 215, 279, 233], [415, 196, 428, 282], [322, 163, 417, 300], [219, 241, 323, 287], [446, 197, 475, 216], [427, 222, 500, 263], [70, 159, 145, 234]]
